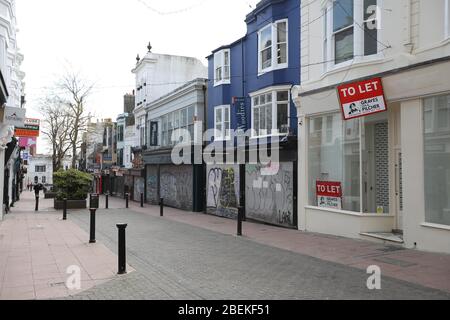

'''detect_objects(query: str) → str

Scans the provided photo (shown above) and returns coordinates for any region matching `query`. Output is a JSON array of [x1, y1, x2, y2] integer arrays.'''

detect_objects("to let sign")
[[337, 77, 387, 120], [316, 181, 343, 210]]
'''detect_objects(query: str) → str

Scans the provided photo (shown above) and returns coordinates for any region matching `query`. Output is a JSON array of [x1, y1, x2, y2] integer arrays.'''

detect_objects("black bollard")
[[89, 209, 96, 244], [117, 224, 128, 275], [237, 206, 243, 236], [35, 196, 39, 212], [125, 193, 129, 209], [89, 194, 92, 208], [140, 193, 144, 208], [105, 194, 109, 209], [160, 198, 164, 217], [63, 198, 67, 220]]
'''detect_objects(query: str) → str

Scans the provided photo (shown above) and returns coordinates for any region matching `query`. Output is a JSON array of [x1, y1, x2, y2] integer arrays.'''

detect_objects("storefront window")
[[424, 94, 450, 226], [309, 112, 390, 214], [308, 113, 361, 212]]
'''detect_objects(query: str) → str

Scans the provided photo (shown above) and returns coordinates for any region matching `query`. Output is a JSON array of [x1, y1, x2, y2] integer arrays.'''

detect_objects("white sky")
[[16, 0, 260, 153]]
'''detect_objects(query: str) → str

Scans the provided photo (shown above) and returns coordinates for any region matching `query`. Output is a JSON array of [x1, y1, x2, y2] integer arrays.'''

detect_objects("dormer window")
[[258, 19, 288, 75], [214, 49, 231, 86]]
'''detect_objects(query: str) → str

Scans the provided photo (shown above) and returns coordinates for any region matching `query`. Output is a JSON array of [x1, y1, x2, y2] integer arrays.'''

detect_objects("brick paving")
[[103, 195, 450, 294], [0, 192, 132, 300], [64, 203, 450, 300]]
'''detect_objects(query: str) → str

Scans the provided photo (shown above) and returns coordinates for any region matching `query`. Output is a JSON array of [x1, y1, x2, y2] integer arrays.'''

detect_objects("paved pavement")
[[1, 192, 449, 300], [103, 195, 450, 294], [0, 192, 132, 300], [63, 203, 450, 300]]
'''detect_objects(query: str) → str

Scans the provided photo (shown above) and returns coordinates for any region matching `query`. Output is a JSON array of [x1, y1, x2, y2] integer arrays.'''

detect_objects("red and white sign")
[[316, 181, 342, 210], [337, 77, 387, 120]]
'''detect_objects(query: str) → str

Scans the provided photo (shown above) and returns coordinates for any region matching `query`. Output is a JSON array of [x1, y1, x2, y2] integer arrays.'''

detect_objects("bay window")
[[424, 94, 450, 226], [214, 49, 230, 86], [214, 105, 231, 140], [258, 19, 288, 74], [324, 0, 381, 69], [251, 88, 290, 137], [155, 106, 197, 148]]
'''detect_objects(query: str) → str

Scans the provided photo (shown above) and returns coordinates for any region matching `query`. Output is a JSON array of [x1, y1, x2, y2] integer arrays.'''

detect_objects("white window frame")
[[446, 0, 450, 39], [250, 86, 291, 138], [324, 0, 383, 71], [214, 105, 231, 141], [213, 49, 231, 87], [258, 19, 289, 75]]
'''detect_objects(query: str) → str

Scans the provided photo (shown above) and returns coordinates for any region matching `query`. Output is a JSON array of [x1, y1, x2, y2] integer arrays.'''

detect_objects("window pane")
[[216, 108, 222, 123], [260, 94, 266, 105], [333, 0, 354, 32], [260, 107, 266, 135], [267, 93, 272, 103], [266, 105, 272, 133], [188, 106, 195, 124], [277, 21, 287, 43], [277, 43, 287, 64], [364, 22, 378, 56], [424, 94, 450, 226], [308, 114, 361, 212], [224, 51, 229, 65], [181, 108, 187, 127], [225, 107, 230, 122], [224, 66, 230, 80], [260, 27, 272, 49], [335, 27, 354, 64], [262, 48, 272, 69], [277, 91, 289, 101], [215, 67, 222, 81], [254, 108, 260, 134], [277, 103, 288, 133], [254, 96, 259, 106]]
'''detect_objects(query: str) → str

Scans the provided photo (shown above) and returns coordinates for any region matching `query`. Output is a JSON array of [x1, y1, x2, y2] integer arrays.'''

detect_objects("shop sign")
[[233, 97, 247, 132], [15, 118, 40, 137], [2, 106, 26, 127], [337, 77, 387, 120], [316, 181, 342, 210]]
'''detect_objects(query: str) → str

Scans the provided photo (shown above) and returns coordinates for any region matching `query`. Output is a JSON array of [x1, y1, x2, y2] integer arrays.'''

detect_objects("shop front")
[[297, 61, 450, 254]]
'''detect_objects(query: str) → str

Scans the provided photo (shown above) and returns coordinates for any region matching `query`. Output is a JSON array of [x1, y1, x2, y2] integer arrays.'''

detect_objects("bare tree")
[[39, 97, 73, 172], [57, 71, 94, 168]]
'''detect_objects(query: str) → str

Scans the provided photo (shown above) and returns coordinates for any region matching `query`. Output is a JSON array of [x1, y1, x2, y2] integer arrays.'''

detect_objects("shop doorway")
[[362, 112, 389, 214]]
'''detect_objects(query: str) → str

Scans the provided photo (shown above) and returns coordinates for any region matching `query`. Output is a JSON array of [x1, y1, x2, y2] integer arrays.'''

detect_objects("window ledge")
[[322, 54, 388, 78], [304, 206, 395, 218], [213, 80, 231, 87], [258, 64, 288, 77], [250, 133, 288, 140], [420, 222, 450, 232]]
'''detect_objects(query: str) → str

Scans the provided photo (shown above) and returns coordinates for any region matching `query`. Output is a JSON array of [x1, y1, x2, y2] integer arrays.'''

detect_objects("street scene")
[[1, 0, 450, 304]]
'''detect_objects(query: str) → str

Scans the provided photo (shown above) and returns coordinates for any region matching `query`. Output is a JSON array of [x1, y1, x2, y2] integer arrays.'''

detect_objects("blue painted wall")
[[207, 0, 300, 142]]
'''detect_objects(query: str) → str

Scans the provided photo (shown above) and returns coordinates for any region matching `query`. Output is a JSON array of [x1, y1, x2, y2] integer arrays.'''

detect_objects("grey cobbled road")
[[62, 208, 450, 300]]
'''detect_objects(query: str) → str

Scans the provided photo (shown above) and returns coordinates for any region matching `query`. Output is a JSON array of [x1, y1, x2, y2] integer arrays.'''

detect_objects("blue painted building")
[[206, 0, 300, 228]]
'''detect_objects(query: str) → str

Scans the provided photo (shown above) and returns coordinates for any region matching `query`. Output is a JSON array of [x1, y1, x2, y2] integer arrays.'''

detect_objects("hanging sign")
[[316, 181, 343, 210], [337, 77, 387, 120], [1, 106, 26, 127], [233, 97, 247, 132]]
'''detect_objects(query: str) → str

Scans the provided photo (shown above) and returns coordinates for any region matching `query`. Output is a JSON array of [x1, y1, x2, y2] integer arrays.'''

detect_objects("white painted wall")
[[0, 0, 25, 220], [297, 0, 450, 253]]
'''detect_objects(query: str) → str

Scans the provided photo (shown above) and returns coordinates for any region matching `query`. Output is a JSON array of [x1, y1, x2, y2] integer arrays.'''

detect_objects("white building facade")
[[131, 44, 207, 149], [295, 0, 450, 254], [25, 155, 71, 188], [0, 0, 25, 219]]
